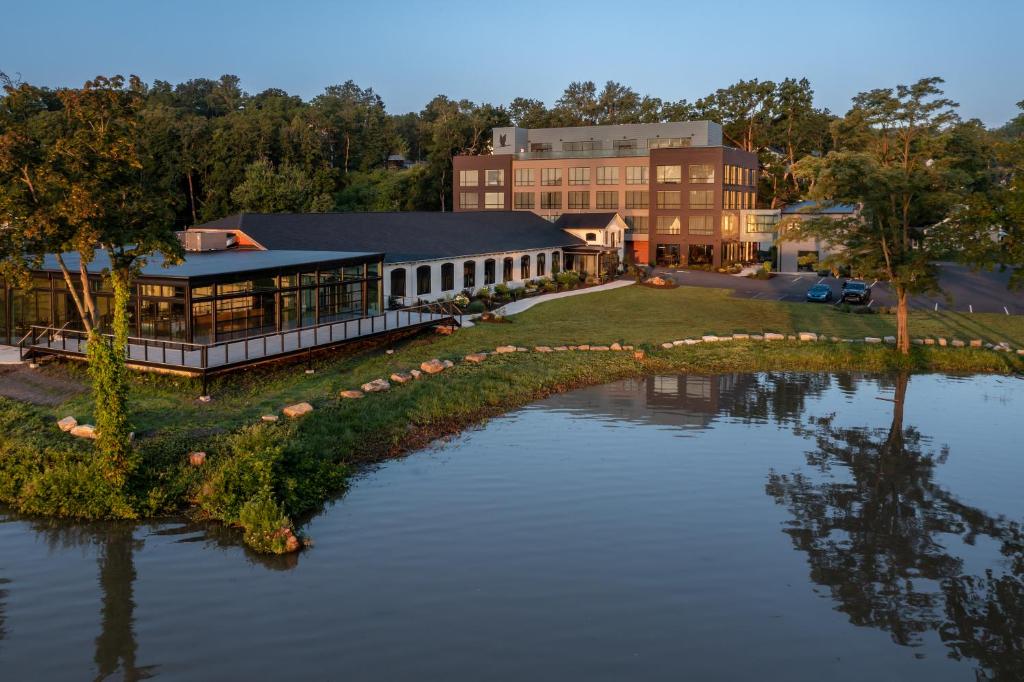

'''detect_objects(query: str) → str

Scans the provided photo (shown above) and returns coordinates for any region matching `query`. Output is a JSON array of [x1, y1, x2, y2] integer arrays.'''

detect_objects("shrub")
[[465, 300, 486, 314], [238, 493, 293, 554], [493, 283, 512, 299], [555, 271, 580, 290]]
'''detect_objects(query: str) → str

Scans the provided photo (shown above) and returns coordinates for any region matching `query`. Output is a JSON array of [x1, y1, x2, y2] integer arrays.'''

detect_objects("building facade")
[[452, 121, 760, 267]]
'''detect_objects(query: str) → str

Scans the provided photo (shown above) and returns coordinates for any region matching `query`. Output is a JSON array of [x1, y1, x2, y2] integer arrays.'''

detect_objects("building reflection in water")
[[766, 373, 1024, 680]]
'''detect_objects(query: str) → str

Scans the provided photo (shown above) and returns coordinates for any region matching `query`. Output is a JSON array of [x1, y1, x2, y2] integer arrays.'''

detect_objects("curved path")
[[493, 280, 635, 317]]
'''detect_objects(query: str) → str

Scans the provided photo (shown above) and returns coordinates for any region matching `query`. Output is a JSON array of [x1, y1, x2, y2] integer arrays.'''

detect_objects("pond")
[[1, 373, 1022, 680]]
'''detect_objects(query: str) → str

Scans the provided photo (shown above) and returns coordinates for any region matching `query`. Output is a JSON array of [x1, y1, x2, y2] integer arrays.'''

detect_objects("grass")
[[3, 284, 1021, 553]]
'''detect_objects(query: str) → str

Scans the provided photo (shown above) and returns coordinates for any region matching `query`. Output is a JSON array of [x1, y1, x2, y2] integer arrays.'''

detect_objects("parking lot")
[[652, 262, 1023, 314]]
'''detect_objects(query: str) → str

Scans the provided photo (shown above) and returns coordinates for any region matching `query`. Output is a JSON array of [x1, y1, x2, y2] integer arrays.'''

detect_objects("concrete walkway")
[[0, 345, 23, 365], [494, 279, 635, 317]]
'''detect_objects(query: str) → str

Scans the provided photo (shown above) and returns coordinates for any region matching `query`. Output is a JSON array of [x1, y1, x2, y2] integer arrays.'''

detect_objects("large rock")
[[283, 402, 314, 419], [554, 346, 569, 351], [361, 378, 391, 393], [751, 334, 764, 341], [188, 451, 207, 467], [764, 333, 785, 341], [339, 389, 365, 399], [495, 345, 517, 354], [420, 359, 446, 374], [732, 333, 749, 340], [261, 414, 279, 422], [590, 345, 610, 351], [577, 345, 591, 351], [661, 342, 674, 349], [534, 346, 553, 353], [57, 416, 78, 432], [389, 372, 413, 384], [883, 336, 896, 344], [702, 335, 719, 343], [70, 424, 97, 439], [410, 369, 423, 380], [970, 339, 983, 348], [610, 342, 622, 351], [464, 353, 487, 364], [798, 332, 818, 342], [924, 338, 935, 346], [938, 337, 948, 347], [865, 337, 882, 344], [951, 339, 964, 348]]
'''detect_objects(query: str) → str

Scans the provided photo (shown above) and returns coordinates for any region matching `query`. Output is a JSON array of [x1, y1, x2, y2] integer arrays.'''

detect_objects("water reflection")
[[767, 374, 1024, 680]]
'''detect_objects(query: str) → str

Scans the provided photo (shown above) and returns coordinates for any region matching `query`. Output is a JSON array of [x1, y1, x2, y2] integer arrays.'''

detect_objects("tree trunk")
[[186, 171, 197, 224], [896, 287, 910, 355], [344, 133, 350, 175]]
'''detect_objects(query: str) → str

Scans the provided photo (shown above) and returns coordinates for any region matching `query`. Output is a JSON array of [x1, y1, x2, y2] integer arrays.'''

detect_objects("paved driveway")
[[652, 263, 1023, 314]]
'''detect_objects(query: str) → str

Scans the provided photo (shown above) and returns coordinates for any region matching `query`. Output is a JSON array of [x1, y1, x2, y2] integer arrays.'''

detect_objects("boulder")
[[883, 336, 896, 344], [495, 345, 517, 354], [764, 333, 784, 341], [865, 337, 882, 344], [798, 332, 818, 342], [410, 369, 422, 380], [702, 335, 719, 343], [198, 395, 212, 403], [554, 346, 569, 351], [283, 402, 314, 419], [590, 345, 610, 351], [732, 333, 749, 340], [924, 338, 935, 345], [661, 342, 674, 349], [578, 344, 591, 351], [57, 416, 78, 432], [633, 350, 646, 360], [361, 378, 391, 393], [568, 346, 578, 351], [970, 339, 983, 348], [420, 359, 446, 374], [1018, 349, 1024, 356], [751, 334, 764, 341], [464, 353, 488, 363], [672, 340, 685, 346], [787, 335, 797, 341], [188, 451, 207, 467], [534, 346, 553, 353], [70, 424, 97, 440], [385, 349, 394, 355], [610, 342, 622, 351], [938, 337, 948, 347], [442, 359, 455, 368], [912, 339, 924, 345], [390, 372, 413, 384], [951, 339, 965, 348], [261, 415, 280, 422], [339, 389, 365, 399]]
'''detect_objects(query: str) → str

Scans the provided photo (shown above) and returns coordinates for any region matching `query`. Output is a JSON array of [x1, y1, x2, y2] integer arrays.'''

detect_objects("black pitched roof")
[[554, 213, 620, 230], [193, 212, 586, 263]]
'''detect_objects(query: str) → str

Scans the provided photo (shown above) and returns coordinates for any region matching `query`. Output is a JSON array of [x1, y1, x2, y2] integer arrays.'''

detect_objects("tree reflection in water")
[[766, 373, 1024, 680]]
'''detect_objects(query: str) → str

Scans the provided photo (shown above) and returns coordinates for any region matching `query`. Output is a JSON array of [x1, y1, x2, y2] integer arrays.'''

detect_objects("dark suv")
[[841, 280, 872, 304]]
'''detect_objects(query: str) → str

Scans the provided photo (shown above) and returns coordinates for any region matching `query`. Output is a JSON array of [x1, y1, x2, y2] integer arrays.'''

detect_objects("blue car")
[[806, 283, 833, 302]]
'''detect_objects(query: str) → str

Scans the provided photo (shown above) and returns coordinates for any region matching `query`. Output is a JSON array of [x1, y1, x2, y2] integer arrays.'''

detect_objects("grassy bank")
[[2, 284, 1021, 552]]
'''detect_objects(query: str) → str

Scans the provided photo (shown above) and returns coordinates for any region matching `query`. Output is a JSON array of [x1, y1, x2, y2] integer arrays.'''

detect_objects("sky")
[[2, 0, 1022, 126]]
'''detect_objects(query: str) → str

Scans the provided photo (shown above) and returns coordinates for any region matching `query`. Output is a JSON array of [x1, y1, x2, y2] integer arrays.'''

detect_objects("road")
[[652, 262, 1023, 314]]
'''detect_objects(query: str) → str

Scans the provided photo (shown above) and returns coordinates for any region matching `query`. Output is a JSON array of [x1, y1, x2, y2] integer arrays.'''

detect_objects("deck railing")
[[20, 300, 461, 372]]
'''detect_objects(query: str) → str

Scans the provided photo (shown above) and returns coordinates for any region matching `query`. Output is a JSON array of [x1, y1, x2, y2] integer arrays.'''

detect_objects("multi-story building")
[[453, 121, 761, 268]]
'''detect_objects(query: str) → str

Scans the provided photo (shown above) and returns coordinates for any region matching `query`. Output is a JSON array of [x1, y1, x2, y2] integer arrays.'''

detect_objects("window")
[[567, 191, 590, 209], [656, 191, 680, 209], [721, 213, 739, 239], [541, 168, 562, 186], [625, 215, 649, 235], [723, 190, 736, 209], [502, 257, 514, 282], [520, 254, 531, 279], [484, 259, 496, 285], [568, 167, 590, 185], [463, 261, 476, 288], [656, 216, 681, 234], [656, 165, 681, 184], [688, 215, 714, 235], [648, 137, 689, 149], [540, 192, 562, 209], [745, 213, 779, 233], [596, 166, 619, 185], [390, 268, 406, 298], [416, 265, 432, 295], [596, 191, 618, 209], [746, 192, 755, 209], [537, 253, 546, 276], [530, 142, 552, 152], [459, 170, 478, 187], [614, 139, 637, 151], [626, 166, 648, 185], [689, 190, 713, 209], [459, 192, 478, 209], [584, 232, 598, 242], [139, 284, 184, 298], [484, 192, 505, 209], [441, 263, 455, 291], [514, 192, 535, 209], [551, 251, 561, 272], [689, 164, 714, 184], [656, 243, 681, 266], [624, 191, 648, 209], [485, 169, 504, 186], [515, 168, 535, 186], [563, 140, 600, 152]]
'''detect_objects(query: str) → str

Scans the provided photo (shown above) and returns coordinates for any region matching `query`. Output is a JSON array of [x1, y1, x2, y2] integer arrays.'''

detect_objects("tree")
[[792, 77, 963, 353], [230, 158, 334, 213], [0, 74, 180, 485]]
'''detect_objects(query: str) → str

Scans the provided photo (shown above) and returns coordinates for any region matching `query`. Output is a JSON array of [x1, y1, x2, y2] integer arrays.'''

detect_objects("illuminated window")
[[656, 216, 681, 234], [484, 192, 505, 209], [656, 165, 681, 184], [459, 170, 478, 186], [689, 164, 714, 184]]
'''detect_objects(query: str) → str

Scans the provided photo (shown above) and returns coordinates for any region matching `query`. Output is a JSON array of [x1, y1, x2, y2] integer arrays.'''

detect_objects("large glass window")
[[649, 137, 689, 149], [484, 259, 496, 285], [625, 191, 648, 209], [139, 298, 187, 341], [655, 243, 681, 266], [689, 164, 715, 184], [688, 215, 714, 235], [540, 192, 562, 209], [596, 166, 619, 185], [459, 170, 478, 187], [745, 213, 779, 233], [626, 166, 648, 185], [485, 169, 504, 186], [568, 167, 590, 185], [441, 263, 455, 291], [463, 261, 476, 289], [515, 168, 534, 186], [541, 168, 562, 186], [502, 257, 513, 282], [656, 216, 681, 235], [537, 253, 546, 277], [192, 301, 213, 344], [625, 216, 649, 235], [563, 140, 600, 152], [459, 192, 479, 209], [390, 268, 406, 298], [215, 293, 276, 341], [552, 251, 561, 272], [568, 191, 589, 209], [656, 165, 681, 184], [656, 191, 680, 209], [520, 254, 531, 280], [596, 191, 618, 209], [689, 190, 713, 209], [484, 192, 505, 209], [721, 213, 739, 239], [513, 192, 535, 209], [416, 265, 431, 296]]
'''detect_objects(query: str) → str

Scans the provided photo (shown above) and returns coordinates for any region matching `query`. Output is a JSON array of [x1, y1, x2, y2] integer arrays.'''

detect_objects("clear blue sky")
[[3, 0, 1022, 126]]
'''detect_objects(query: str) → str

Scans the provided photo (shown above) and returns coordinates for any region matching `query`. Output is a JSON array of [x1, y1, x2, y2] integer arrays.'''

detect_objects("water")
[[1, 373, 1022, 681]]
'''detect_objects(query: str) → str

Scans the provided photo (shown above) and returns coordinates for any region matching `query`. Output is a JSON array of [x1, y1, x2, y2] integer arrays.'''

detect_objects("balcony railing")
[[513, 147, 652, 160], [20, 300, 461, 373]]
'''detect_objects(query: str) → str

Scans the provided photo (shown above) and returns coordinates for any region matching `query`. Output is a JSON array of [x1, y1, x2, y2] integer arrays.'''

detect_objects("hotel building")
[[453, 121, 773, 268]]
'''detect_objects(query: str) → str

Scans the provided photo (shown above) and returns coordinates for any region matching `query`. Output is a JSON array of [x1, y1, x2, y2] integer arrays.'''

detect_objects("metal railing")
[[20, 300, 461, 372]]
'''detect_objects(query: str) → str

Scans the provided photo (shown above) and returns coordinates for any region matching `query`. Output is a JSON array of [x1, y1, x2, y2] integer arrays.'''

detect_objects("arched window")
[[416, 265, 431, 296], [552, 251, 561, 272], [520, 254, 531, 280], [484, 259, 496, 285], [537, 253, 546, 277], [502, 257, 514, 283], [390, 268, 406, 298], [585, 232, 598, 242], [441, 262, 455, 291], [463, 260, 476, 289]]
